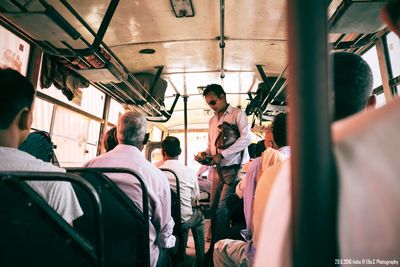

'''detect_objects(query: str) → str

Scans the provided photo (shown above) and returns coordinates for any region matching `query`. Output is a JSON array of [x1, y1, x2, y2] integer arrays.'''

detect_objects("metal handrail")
[[67, 167, 151, 267], [0, 171, 104, 267]]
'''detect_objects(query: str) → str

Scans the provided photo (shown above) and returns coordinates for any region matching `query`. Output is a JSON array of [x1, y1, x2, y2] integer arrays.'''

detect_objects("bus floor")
[[180, 219, 211, 267]]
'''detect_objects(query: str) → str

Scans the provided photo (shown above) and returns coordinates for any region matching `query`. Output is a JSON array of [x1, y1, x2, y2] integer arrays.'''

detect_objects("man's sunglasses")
[[208, 100, 217, 106]]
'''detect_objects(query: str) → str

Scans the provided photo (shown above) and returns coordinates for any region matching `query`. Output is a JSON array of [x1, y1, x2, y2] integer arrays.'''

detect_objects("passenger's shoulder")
[[28, 158, 65, 173], [230, 104, 245, 114], [144, 161, 167, 179], [149, 166, 171, 189], [1, 148, 65, 173], [184, 166, 197, 177], [83, 152, 112, 167]]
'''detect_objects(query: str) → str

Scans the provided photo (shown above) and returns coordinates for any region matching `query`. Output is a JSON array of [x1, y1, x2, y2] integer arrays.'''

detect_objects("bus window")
[[362, 45, 383, 90], [85, 120, 101, 161], [169, 131, 208, 170], [375, 93, 386, 108], [151, 148, 163, 164], [386, 31, 400, 79], [37, 83, 106, 118], [51, 106, 90, 167], [108, 98, 125, 126], [151, 126, 163, 142], [0, 24, 30, 76], [32, 98, 53, 132]]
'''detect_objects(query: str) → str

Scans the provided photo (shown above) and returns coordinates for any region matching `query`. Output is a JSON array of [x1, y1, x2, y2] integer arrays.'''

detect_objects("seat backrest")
[[18, 130, 59, 166], [0, 171, 102, 267], [67, 167, 150, 267], [159, 168, 185, 263]]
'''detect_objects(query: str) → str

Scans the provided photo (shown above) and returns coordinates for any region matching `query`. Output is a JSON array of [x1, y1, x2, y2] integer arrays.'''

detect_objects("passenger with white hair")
[[84, 111, 175, 267]]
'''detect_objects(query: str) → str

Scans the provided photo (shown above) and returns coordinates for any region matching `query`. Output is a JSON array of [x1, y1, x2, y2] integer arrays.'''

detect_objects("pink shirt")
[[84, 144, 175, 267]]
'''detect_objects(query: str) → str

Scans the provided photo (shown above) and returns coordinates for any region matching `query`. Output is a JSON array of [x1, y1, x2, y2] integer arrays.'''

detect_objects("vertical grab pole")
[[183, 96, 188, 166], [287, 0, 338, 266]]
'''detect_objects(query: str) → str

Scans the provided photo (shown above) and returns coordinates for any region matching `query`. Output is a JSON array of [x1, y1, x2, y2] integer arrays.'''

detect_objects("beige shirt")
[[253, 147, 290, 247], [252, 160, 286, 248], [260, 147, 284, 176]]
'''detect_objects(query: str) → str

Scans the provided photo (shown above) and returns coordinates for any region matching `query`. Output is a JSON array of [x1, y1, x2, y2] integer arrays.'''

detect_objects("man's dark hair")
[[103, 127, 118, 152], [255, 140, 266, 157], [272, 112, 288, 148], [162, 136, 182, 157], [203, 84, 226, 97], [247, 143, 257, 159], [0, 68, 35, 129], [333, 52, 373, 121]]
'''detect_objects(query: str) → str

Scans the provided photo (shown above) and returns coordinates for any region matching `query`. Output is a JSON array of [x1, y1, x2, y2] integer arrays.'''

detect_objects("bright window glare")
[[32, 98, 53, 132], [37, 84, 105, 118], [362, 46, 382, 89], [386, 32, 400, 78], [151, 126, 163, 142], [52, 107, 90, 167], [108, 98, 125, 125], [375, 93, 386, 108], [0, 24, 30, 76], [170, 132, 209, 171]]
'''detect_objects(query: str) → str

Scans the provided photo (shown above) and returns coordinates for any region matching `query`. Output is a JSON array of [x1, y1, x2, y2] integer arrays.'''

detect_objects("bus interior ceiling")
[[0, 0, 388, 131]]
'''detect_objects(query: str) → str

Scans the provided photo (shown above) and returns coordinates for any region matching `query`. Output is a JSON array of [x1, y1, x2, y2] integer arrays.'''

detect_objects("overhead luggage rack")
[[0, 0, 179, 122], [246, 65, 288, 126]]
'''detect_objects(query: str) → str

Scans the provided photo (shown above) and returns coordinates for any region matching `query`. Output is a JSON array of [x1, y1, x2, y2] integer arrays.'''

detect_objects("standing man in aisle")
[[195, 84, 251, 258]]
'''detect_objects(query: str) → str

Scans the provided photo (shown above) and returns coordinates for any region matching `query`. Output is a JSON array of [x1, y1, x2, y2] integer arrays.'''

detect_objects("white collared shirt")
[[0, 147, 83, 224], [159, 159, 200, 223], [205, 104, 251, 166]]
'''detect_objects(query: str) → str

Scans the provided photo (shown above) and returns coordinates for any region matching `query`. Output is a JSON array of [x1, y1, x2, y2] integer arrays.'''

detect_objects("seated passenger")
[[0, 68, 83, 225], [213, 112, 289, 267], [159, 136, 205, 265], [221, 142, 265, 242], [240, 141, 265, 177], [255, 140, 266, 159], [254, 52, 382, 267], [102, 126, 117, 153], [196, 165, 211, 196], [253, 112, 289, 247], [197, 164, 210, 179], [225, 185, 246, 241], [19, 130, 59, 166], [241, 143, 257, 173], [237, 117, 287, 197], [260, 124, 289, 174], [83, 111, 175, 267]]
